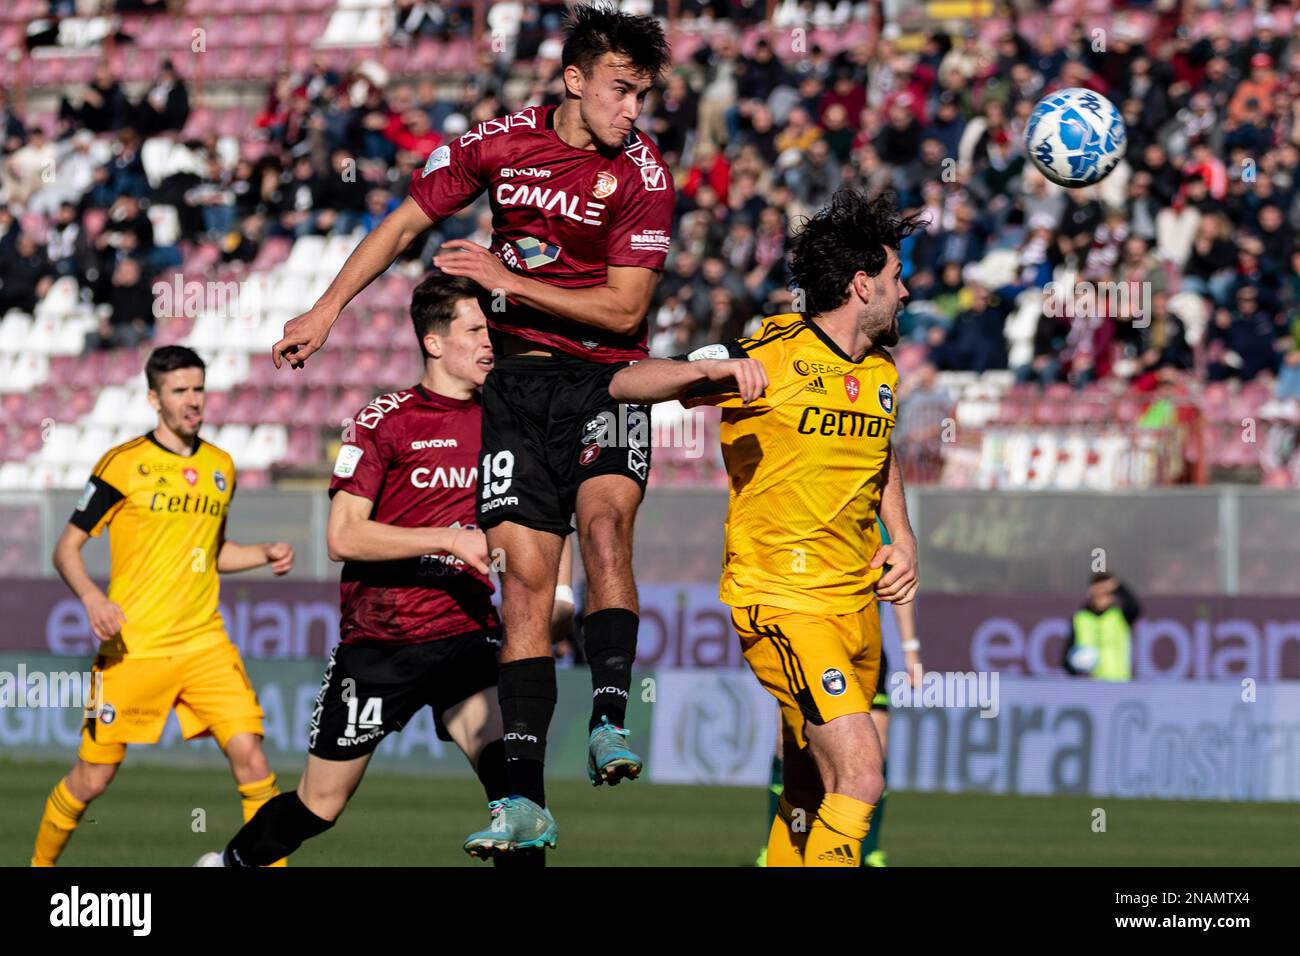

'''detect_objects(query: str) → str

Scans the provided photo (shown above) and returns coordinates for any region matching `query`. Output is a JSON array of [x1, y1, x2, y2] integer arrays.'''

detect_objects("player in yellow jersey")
[[611, 187, 922, 866], [32, 346, 296, 866]]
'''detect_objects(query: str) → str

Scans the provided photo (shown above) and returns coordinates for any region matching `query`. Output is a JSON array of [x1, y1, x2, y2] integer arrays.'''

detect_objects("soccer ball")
[[1025, 88, 1127, 188], [1067, 645, 1100, 674]]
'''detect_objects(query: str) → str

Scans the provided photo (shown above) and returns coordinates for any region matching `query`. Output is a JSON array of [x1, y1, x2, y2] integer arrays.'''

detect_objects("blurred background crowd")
[[2, 0, 1299, 486]]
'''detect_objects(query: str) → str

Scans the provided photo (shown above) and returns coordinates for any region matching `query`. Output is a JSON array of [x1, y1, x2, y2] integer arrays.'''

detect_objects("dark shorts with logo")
[[307, 633, 500, 760], [477, 353, 651, 535]]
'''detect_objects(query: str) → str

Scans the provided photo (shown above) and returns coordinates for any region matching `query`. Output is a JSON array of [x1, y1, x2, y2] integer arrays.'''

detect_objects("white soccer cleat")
[[193, 851, 226, 867]]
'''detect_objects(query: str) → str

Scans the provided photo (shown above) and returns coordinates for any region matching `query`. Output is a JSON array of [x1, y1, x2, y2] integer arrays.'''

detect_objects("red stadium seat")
[[282, 426, 322, 466]]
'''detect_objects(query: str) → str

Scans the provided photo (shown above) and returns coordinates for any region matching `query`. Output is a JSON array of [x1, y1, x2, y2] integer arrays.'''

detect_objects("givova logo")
[[50, 886, 151, 936]]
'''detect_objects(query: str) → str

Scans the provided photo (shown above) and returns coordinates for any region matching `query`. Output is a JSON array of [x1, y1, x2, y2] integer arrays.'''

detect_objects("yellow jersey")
[[70, 433, 236, 659], [682, 315, 898, 615]]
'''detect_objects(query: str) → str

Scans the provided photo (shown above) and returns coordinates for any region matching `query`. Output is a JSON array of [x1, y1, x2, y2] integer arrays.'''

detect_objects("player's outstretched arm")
[[52, 524, 125, 641], [871, 444, 919, 605], [216, 540, 295, 575], [326, 489, 489, 573], [609, 356, 769, 404], [272, 197, 435, 369], [432, 244, 659, 336]]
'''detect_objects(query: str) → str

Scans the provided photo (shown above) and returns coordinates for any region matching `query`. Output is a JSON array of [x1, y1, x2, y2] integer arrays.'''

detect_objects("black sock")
[[475, 738, 510, 802], [584, 608, 638, 732], [498, 656, 556, 807], [223, 791, 334, 867], [474, 737, 546, 868]]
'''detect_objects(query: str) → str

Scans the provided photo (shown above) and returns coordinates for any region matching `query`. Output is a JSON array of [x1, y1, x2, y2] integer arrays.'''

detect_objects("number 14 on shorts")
[[344, 696, 382, 739]]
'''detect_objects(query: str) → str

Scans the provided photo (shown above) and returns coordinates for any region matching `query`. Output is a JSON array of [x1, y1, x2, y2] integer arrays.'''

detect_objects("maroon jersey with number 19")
[[408, 104, 675, 363], [328, 385, 500, 645]]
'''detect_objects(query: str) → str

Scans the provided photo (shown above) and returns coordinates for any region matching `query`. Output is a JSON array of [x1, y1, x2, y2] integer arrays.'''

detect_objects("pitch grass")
[[3, 758, 1290, 866]]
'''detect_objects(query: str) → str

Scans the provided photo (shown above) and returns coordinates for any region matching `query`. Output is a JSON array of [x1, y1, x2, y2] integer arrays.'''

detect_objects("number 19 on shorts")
[[480, 451, 519, 512]]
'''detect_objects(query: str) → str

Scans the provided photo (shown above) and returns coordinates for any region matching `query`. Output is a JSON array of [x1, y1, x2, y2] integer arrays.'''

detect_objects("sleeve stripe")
[[93, 436, 147, 479], [740, 321, 808, 353]]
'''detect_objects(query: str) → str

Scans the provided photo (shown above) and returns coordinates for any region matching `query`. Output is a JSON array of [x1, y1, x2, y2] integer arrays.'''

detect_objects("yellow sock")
[[804, 792, 874, 868], [238, 773, 287, 867], [32, 779, 87, 867], [765, 795, 810, 867]]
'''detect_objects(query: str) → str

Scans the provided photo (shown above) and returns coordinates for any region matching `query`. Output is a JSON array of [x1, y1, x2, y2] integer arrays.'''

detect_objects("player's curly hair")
[[562, 2, 671, 80], [787, 187, 925, 316]]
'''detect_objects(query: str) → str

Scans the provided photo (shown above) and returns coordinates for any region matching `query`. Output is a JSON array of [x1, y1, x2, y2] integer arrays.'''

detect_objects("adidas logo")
[[817, 843, 856, 863], [804, 376, 827, 395]]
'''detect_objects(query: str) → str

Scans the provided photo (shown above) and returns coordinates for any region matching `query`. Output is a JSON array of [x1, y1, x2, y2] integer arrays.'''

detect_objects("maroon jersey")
[[328, 385, 499, 645], [408, 104, 675, 363]]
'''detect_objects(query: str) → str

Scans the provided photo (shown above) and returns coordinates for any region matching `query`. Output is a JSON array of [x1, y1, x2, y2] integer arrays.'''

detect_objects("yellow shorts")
[[79, 638, 265, 765], [732, 603, 881, 749]]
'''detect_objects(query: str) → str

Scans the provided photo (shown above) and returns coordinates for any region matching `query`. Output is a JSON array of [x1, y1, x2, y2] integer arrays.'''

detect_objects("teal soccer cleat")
[[587, 716, 643, 786], [463, 797, 558, 860]]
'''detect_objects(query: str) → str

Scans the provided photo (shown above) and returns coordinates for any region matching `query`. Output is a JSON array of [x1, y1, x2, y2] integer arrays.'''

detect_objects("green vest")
[[1072, 606, 1132, 682]]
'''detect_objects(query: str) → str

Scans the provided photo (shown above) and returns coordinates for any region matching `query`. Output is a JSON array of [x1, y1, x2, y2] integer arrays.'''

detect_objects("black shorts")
[[873, 648, 890, 712], [478, 353, 650, 535], [307, 633, 499, 760]]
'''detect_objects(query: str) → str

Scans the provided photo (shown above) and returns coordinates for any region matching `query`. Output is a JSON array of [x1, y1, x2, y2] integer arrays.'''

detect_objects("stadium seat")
[[245, 425, 290, 469], [0, 354, 51, 393], [320, 10, 363, 46], [203, 351, 251, 392], [34, 277, 81, 320], [0, 312, 34, 354]]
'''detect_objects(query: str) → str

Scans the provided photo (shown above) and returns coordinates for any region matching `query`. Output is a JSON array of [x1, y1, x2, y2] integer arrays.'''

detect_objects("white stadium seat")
[[1, 353, 50, 392], [284, 235, 326, 276], [34, 423, 81, 464], [34, 277, 81, 320], [202, 350, 251, 392], [0, 313, 34, 354], [244, 424, 289, 469]]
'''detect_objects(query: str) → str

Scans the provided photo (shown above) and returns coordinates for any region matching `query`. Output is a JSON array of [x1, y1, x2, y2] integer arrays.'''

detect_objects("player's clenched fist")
[[871, 536, 919, 605], [82, 591, 126, 641], [448, 528, 491, 575], [264, 542, 295, 576], [273, 305, 335, 370], [703, 358, 769, 405]]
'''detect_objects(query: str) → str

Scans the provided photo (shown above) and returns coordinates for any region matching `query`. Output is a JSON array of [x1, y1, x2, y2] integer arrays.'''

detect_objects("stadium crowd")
[[2, 2, 1299, 480]]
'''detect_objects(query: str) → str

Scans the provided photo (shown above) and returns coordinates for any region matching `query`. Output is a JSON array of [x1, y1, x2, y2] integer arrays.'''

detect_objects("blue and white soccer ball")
[[1025, 88, 1127, 188]]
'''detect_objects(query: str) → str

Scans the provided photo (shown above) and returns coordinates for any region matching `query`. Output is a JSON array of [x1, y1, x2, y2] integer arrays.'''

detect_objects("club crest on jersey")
[[183, 468, 199, 486], [822, 668, 847, 696], [592, 171, 618, 199], [878, 383, 894, 414], [843, 375, 860, 403], [422, 145, 450, 177], [213, 470, 227, 493], [514, 236, 562, 269], [579, 443, 601, 466]]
